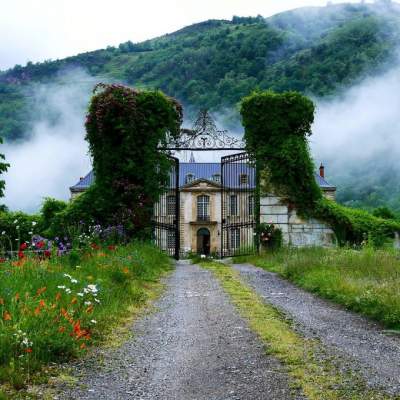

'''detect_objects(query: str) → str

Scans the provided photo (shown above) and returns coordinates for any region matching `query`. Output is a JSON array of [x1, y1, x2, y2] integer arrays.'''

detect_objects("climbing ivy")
[[241, 90, 400, 246], [241, 90, 322, 216], [55, 84, 182, 238]]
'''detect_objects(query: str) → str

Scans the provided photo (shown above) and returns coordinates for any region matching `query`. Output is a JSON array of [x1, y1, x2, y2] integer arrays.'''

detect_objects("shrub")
[[315, 197, 400, 247], [257, 223, 283, 250]]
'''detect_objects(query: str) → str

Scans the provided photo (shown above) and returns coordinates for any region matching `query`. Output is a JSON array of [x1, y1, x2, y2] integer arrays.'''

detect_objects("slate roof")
[[70, 163, 336, 191]]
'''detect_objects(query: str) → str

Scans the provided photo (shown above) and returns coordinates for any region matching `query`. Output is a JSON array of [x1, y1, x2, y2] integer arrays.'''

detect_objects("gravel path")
[[56, 262, 300, 400], [233, 263, 400, 395]]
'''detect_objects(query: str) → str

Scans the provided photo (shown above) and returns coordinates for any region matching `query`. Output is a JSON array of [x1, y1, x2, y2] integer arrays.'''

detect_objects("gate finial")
[[189, 152, 196, 163]]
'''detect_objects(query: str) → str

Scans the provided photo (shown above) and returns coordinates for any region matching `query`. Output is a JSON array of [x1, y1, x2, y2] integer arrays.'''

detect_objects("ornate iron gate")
[[221, 152, 259, 258], [152, 156, 180, 260]]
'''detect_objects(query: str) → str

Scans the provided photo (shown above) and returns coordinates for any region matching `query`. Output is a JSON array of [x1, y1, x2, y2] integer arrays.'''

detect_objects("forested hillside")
[[1, 2, 400, 213]]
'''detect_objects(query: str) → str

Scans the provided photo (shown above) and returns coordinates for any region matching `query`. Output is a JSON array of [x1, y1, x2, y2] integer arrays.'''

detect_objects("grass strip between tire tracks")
[[201, 261, 397, 400]]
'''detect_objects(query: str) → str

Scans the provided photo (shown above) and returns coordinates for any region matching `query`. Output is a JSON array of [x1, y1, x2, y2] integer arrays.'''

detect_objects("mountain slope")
[[1, 2, 400, 214]]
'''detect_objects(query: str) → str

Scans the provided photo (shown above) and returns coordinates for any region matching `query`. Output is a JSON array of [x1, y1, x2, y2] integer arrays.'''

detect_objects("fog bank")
[[2, 70, 97, 212]]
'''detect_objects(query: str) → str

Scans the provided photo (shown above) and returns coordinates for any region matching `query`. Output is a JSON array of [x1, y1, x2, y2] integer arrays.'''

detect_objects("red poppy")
[[90, 243, 100, 250], [107, 245, 116, 251], [44, 250, 51, 258], [19, 243, 27, 251], [37, 241, 45, 249], [24, 348, 32, 353], [18, 251, 25, 259]]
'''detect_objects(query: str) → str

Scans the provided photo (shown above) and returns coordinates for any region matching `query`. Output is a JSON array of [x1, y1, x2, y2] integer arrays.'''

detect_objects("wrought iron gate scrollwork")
[[221, 152, 260, 258], [152, 156, 180, 260]]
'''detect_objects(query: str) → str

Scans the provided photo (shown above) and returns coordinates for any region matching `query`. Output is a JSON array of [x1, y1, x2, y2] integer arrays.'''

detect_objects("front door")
[[197, 228, 211, 255]]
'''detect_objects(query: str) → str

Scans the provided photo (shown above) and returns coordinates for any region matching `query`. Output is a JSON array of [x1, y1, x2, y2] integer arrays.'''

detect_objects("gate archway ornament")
[[160, 110, 246, 151]]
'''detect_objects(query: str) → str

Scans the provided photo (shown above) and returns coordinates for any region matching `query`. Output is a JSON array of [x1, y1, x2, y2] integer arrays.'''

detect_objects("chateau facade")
[[70, 160, 336, 257]]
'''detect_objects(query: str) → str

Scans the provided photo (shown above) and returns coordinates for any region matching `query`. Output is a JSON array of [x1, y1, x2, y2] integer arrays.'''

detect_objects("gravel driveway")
[[233, 263, 400, 395], [55, 262, 300, 400]]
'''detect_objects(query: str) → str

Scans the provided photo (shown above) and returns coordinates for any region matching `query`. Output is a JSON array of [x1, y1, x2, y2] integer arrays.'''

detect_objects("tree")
[[0, 137, 9, 200]]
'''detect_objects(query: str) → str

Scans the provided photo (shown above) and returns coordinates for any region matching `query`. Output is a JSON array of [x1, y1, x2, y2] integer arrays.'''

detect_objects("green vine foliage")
[[241, 90, 400, 247], [56, 84, 182, 238], [241, 91, 322, 216]]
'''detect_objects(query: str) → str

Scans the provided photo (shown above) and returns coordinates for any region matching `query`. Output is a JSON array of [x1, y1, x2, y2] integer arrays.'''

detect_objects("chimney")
[[80, 177, 84, 181], [319, 163, 325, 179]]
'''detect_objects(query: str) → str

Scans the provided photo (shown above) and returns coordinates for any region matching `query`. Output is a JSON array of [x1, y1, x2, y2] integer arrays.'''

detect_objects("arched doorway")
[[197, 228, 211, 255]]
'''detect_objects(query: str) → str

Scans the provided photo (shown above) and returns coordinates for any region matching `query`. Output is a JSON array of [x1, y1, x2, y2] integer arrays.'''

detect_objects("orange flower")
[[39, 299, 46, 308], [55, 292, 61, 301], [24, 348, 32, 353], [0, 297, 4, 305], [80, 343, 86, 349], [58, 326, 65, 333], [15, 293, 20, 301], [36, 287, 47, 296], [122, 267, 129, 274], [71, 297, 77, 305], [86, 304, 94, 314], [34, 307, 41, 316], [3, 311, 11, 320]]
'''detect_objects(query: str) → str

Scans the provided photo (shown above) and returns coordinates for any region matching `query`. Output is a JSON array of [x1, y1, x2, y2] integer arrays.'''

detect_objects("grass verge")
[[238, 246, 400, 330], [202, 261, 394, 400], [0, 242, 172, 397]]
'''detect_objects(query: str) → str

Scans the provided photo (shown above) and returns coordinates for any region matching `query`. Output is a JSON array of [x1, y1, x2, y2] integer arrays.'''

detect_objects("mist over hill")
[[1, 2, 400, 213]]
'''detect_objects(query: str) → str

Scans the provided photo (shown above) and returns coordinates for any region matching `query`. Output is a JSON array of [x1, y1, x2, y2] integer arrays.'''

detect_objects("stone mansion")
[[70, 158, 336, 256]]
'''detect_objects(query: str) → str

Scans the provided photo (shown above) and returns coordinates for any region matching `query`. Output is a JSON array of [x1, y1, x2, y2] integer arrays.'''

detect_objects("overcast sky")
[[0, 0, 378, 71]]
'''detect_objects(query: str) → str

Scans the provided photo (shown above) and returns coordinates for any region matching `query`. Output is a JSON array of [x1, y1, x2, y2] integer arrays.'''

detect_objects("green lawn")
[[240, 246, 400, 330], [0, 242, 172, 394]]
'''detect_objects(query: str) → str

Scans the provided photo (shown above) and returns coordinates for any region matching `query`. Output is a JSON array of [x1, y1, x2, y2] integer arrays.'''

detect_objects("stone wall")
[[260, 195, 335, 247]]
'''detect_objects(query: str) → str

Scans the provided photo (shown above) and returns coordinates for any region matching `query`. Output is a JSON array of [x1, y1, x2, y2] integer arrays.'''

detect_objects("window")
[[239, 174, 248, 185], [212, 174, 221, 183], [230, 228, 240, 249], [167, 230, 175, 249], [248, 195, 254, 216], [167, 195, 176, 216], [197, 195, 210, 221], [230, 195, 238, 216], [186, 173, 195, 184]]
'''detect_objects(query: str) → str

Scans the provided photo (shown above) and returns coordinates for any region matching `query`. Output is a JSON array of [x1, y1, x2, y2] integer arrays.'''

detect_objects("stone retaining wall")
[[260, 195, 335, 247]]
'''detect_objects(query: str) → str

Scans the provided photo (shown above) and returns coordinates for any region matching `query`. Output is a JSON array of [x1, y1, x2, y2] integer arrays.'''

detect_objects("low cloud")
[[2, 69, 98, 212], [311, 64, 400, 182]]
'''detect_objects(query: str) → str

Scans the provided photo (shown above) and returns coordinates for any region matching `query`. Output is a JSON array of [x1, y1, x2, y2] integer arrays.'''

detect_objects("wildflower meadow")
[[0, 239, 171, 393]]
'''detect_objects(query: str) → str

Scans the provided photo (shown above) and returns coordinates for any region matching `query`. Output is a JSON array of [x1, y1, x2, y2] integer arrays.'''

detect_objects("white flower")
[[75, 265, 81, 269], [63, 273, 72, 279], [87, 284, 98, 293], [1, 231, 5, 235], [94, 298, 101, 304], [84, 301, 92, 306], [28, 231, 33, 235], [15, 226, 19, 230], [65, 288, 72, 294], [32, 221, 37, 226], [77, 292, 84, 297], [70, 279, 78, 284], [90, 319, 97, 324], [201, 254, 206, 259], [13, 219, 18, 224], [57, 285, 66, 289]]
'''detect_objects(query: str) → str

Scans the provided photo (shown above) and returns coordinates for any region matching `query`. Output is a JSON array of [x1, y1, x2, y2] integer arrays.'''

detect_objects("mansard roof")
[[70, 163, 336, 191]]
